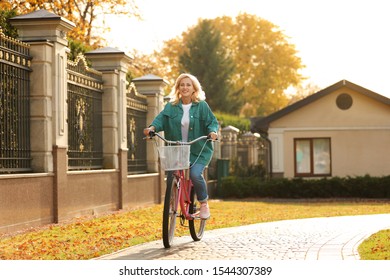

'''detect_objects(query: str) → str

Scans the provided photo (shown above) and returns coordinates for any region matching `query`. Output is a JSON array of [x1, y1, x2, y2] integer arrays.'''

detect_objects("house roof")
[[250, 80, 390, 134]]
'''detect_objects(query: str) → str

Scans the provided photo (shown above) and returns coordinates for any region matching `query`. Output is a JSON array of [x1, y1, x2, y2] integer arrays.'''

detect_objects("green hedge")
[[219, 175, 390, 199], [214, 112, 250, 132]]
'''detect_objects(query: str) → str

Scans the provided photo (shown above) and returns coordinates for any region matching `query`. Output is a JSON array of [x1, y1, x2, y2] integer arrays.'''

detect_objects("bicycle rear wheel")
[[189, 188, 206, 241], [162, 176, 179, 248]]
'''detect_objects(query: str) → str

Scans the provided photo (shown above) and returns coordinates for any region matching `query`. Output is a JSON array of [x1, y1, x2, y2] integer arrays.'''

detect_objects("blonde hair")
[[169, 73, 206, 105]]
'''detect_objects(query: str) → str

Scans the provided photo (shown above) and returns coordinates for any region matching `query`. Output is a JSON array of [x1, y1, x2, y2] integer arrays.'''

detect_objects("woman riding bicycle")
[[143, 73, 219, 220]]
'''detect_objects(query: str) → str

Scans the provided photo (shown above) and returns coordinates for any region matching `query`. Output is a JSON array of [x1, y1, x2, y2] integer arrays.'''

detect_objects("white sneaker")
[[199, 202, 210, 220]]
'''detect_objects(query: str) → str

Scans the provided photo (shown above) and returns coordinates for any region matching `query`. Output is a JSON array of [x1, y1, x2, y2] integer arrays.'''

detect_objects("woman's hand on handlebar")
[[208, 131, 218, 141], [143, 126, 155, 138]]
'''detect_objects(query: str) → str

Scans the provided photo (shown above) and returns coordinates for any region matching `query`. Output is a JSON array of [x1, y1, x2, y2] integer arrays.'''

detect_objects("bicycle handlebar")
[[146, 130, 214, 145]]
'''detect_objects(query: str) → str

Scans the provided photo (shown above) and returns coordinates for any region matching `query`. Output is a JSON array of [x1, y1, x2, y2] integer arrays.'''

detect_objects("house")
[[250, 80, 390, 178]]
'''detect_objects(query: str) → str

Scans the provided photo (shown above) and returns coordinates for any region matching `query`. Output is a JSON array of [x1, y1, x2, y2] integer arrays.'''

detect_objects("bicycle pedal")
[[191, 211, 200, 219]]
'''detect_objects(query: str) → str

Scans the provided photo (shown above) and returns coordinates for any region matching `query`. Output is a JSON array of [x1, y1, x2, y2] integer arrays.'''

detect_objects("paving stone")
[[96, 214, 390, 260]]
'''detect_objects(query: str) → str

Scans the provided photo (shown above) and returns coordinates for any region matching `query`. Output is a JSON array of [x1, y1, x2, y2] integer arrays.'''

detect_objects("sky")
[[105, 0, 390, 98]]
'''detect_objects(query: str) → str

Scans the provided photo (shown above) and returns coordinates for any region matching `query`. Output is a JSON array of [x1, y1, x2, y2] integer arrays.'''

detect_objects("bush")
[[219, 175, 390, 199], [230, 159, 267, 178], [218, 176, 263, 198], [214, 112, 250, 132]]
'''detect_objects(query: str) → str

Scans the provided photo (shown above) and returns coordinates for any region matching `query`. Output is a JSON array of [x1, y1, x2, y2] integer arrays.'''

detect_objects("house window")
[[294, 138, 331, 177], [336, 93, 353, 110]]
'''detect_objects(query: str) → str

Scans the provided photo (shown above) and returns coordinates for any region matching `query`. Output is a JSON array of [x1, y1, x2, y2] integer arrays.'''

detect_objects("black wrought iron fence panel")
[[0, 29, 32, 173], [126, 83, 147, 174], [67, 56, 103, 170]]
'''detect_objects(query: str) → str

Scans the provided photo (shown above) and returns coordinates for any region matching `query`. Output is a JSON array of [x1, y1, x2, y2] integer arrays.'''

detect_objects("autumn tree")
[[287, 82, 321, 105], [126, 42, 179, 85], [213, 13, 304, 117], [129, 36, 183, 89], [0, 0, 140, 48], [0, 9, 18, 37], [145, 13, 305, 117], [179, 19, 241, 114]]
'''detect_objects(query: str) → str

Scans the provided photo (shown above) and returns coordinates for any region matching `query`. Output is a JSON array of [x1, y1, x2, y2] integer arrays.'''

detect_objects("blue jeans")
[[167, 163, 208, 203]]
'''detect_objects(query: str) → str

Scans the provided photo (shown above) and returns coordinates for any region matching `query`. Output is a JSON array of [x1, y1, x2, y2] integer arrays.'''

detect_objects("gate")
[[126, 83, 147, 174], [67, 55, 103, 170], [0, 29, 32, 173]]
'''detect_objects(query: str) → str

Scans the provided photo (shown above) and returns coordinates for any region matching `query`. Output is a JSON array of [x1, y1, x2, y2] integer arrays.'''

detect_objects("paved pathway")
[[97, 214, 390, 260]]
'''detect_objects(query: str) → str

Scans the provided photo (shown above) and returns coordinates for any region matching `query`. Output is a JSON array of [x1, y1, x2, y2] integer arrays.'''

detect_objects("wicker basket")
[[157, 145, 190, 171]]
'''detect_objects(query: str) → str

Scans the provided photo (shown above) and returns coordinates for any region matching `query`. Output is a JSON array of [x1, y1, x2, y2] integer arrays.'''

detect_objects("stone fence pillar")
[[10, 9, 75, 172], [85, 47, 132, 169], [132, 74, 168, 173], [221, 125, 239, 159], [239, 132, 260, 166]]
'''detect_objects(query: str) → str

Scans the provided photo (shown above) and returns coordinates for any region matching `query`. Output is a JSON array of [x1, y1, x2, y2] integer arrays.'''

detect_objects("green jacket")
[[150, 100, 219, 166]]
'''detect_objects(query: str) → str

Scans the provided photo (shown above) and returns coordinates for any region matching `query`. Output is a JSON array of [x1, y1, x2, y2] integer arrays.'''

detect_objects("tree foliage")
[[214, 112, 250, 132], [0, 0, 140, 48], [287, 82, 321, 105], [213, 14, 305, 116], [68, 39, 93, 61], [0, 9, 18, 37], [179, 19, 241, 113], [128, 36, 183, 88], [137, 13, 305, 117]]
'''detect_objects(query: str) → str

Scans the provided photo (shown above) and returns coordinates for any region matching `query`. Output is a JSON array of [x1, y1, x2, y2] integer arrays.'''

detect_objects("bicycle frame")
[[174, 169, 195, 221]]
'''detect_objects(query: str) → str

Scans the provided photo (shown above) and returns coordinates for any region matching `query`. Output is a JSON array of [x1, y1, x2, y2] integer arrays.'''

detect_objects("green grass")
[[0, 199, 389, 260], [358, 229, 390, 260]]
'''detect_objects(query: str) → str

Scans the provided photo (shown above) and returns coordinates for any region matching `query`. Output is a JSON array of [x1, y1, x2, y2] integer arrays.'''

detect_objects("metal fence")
[[126, 83, 147, 174], [67, 55, 103, 170], [0, 29, 32, 173]]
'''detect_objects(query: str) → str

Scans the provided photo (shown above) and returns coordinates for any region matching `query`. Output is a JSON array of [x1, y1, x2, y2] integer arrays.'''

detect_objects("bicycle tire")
[[189, 188, 206, 241], [162, 176, 178, 248]]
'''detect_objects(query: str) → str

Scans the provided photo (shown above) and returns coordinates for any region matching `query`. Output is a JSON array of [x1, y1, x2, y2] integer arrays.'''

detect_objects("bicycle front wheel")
[[189, 189, 206, 241], [162, 176, 179, 248]]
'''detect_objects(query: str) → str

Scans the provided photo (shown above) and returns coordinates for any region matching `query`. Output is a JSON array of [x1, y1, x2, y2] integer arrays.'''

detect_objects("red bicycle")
[[147, 131, 213, 248]]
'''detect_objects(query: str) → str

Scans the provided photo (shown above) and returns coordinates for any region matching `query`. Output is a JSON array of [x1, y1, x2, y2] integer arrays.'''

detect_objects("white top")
[[181, 103, 192, 142]]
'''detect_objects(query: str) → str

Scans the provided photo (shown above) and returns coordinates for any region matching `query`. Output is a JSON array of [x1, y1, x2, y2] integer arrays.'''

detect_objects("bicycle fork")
[[176, 171, 194, 226]]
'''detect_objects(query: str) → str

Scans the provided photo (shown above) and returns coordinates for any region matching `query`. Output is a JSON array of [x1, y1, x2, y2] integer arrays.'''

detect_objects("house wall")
[[268, 88, 390, 178]]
